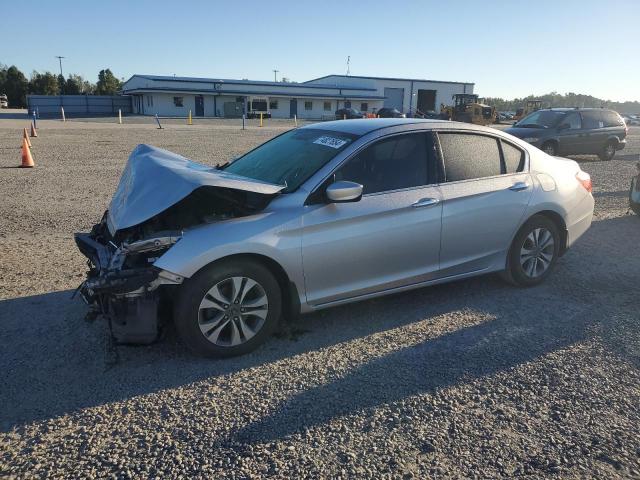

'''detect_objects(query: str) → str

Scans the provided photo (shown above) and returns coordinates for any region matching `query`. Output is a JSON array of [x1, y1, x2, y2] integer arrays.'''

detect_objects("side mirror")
[[326, 181, 363, 203]]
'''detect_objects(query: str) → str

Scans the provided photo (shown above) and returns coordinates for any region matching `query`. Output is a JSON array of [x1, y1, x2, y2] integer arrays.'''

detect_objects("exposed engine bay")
[[74, 144, 283, 344]]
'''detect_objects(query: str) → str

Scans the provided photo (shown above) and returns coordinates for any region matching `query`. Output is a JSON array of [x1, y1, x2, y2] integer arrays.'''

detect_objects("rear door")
[[436, 132, 532, 277], [301, 131, 442, 306], [579, 110, 607, 153], [556, 111, 583, 155]]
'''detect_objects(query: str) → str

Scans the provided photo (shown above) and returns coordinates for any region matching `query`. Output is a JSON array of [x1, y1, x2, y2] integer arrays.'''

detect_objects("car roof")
[[301, 118, 451, 136], [540, 107, 616, 112]]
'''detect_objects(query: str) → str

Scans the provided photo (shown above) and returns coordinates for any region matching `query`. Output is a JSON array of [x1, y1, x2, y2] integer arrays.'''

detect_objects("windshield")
[[516, 110, 566, 128], [224, 128, 359, 193]]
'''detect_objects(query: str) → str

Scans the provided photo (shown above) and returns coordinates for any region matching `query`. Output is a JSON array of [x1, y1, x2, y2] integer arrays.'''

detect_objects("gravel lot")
[[1, 111, 639, 478]]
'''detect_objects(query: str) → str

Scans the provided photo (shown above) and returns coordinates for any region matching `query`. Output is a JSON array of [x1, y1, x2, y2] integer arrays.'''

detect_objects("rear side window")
[[501, 140, 525, 173], [439, 133, 501, 181], [335, 133, 432, 194], [581, 111, 603, 129], [602, 110, 624, 127]]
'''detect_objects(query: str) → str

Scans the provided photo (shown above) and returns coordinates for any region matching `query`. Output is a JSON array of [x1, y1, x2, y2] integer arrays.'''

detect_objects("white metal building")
[[122, 73, 474, 119]]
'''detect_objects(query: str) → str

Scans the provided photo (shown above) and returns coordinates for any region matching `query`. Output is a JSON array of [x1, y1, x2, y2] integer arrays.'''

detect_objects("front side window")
[[439, 133, 502, 181], [304, 101, 313, 111], [517, 110, 565, 128], [224, 128, 358, 193], [334, 133, 432, 194], [173, 97, 183, 107]]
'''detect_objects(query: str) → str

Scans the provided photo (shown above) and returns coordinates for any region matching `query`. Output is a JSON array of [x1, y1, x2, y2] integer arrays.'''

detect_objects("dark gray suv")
[[506, 108, 627, 160]]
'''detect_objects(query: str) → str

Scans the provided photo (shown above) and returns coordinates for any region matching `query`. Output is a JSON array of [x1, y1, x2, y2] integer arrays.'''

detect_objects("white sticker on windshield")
[[313, 136, 348, 149]]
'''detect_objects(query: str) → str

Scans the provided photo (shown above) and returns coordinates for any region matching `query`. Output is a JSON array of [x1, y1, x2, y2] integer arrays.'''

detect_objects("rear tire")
[[174, 259, 282, 357], [598, 141, 617, 161], [502, 215, 561, 287], [541, 141, 557, 156]]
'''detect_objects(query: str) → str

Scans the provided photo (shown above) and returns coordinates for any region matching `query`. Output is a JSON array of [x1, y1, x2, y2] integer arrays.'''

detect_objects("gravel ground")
[[1, 112, 639, 479]]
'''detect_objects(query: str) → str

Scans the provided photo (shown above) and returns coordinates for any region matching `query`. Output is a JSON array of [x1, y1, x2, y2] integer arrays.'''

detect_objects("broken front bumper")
[[74, 232, 182, 344]]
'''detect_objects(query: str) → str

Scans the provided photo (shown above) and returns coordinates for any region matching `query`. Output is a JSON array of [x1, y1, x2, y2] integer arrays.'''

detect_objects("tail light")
[[576, 170, 592, 193]]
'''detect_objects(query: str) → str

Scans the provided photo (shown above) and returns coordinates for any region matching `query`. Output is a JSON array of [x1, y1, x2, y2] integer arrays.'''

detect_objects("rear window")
[[439, 133, 502, 181], [602, 110, 624, 127]]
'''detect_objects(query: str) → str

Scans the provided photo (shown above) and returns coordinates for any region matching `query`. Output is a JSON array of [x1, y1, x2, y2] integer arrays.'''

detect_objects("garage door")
[[383, 87, 404, 111]]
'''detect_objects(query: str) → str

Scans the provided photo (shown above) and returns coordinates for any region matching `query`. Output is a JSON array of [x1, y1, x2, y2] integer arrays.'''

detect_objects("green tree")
[[96, 69, 121, 95], [0, 65, 29, 107], [65, 75, 82, 95], [29, 71, 59, 95]]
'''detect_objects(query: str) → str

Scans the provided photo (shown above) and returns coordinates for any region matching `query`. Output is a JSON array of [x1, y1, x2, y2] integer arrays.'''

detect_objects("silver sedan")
[[76, 119, 594, 357]]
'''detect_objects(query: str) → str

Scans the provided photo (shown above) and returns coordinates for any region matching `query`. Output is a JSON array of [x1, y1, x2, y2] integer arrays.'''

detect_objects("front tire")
[[174, 259, 282, 357], [502, 215, 560, 287], [598, 141, 616, 161], [541, 141, 557, 156]]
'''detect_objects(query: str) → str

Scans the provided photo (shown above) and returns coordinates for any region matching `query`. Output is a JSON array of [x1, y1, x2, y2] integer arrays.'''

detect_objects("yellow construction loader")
[[514, 100, 542, 121], [440, 94, 496, 125]]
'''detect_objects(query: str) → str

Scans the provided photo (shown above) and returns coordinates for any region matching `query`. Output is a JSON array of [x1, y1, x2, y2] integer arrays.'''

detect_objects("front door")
[[302, 132, 442, 306], [195, 95, 204, 116], [289, 99, 297, 118], [436, 131, 532, 276]]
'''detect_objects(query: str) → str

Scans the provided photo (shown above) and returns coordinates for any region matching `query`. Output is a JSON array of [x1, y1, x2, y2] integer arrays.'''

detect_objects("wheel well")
[[202, 253, 301, 322], [531, 210, 568, 254]]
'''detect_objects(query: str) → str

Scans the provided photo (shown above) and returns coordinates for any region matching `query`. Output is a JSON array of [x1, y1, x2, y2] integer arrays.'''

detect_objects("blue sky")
[[2, 0, 638, 101]]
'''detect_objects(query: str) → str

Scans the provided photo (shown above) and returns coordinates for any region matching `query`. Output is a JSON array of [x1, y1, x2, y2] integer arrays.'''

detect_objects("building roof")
[[126, 74, 376, 91], [304, 74, 474, 86]]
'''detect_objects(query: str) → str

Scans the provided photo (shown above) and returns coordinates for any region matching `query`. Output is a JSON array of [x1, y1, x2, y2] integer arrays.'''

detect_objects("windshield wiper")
[[517, 123, 547, 129]]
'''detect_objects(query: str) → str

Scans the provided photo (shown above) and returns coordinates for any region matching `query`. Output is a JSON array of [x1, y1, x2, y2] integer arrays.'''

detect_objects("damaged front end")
[[74, 144, 284, 344], [75, 217, 184, 344]]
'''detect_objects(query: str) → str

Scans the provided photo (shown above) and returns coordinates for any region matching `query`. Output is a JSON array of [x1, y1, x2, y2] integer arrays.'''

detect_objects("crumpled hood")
[[107, 144, 284, 234]]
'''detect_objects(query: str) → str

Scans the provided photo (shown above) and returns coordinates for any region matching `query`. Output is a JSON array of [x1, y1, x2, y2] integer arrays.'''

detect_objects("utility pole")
[[273, 69, 279, 82], [55, 56, 65, 77], [55, 56, 65, 95], [346, 56, 350, 76]]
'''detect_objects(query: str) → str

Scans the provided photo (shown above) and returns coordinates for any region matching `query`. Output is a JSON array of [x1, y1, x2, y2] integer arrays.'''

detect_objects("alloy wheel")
[[198, 276, 269, 346], [519, 228, 555, 278]]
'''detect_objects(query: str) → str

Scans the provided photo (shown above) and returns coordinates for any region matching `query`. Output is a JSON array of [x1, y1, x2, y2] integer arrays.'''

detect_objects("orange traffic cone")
[[20, 137, 34, 168], [23, 128, 32, 148], [30, 122, 38, 138]]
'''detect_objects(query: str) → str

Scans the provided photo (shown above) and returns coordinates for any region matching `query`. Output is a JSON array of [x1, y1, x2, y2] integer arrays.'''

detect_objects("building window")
[[146, 95, 153, 107], [324, 101, 331, 111], [361, 103, 368, 112], [173, 97, 184, 107], [345, 100, 351, 108], [236, 96, 245, 103], [269, 100, 278, 110], [304, 101, 313, 111]]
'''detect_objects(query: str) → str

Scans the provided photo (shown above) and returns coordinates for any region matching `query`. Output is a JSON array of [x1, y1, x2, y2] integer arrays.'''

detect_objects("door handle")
[[509, 182, 529, 192], [412, 197, 440, 208]]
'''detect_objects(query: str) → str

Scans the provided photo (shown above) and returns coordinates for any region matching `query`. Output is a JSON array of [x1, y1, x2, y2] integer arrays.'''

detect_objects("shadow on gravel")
[[0, 216, 637, 433]]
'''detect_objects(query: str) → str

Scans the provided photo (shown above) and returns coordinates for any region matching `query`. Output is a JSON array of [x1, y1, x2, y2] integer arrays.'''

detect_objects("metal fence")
[[26, 95, 132, 117]]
